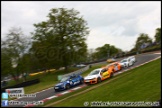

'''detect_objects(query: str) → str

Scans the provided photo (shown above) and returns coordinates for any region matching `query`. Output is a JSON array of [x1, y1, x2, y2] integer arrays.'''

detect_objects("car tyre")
[[131, 61, 134, 66], [80, 78, 84, 84], [120, 66, 122, 70], [66, 84, 70, 90], [110, 72, 114, 78], [55, 89, 59, 92], [112, 69, 115, 73], [97, 77, 101, 83]]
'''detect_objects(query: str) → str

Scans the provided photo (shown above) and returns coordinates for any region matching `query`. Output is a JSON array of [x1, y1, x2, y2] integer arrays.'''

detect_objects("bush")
[[125, 44, 161, 57], [125, 51, 137, 57], [141, 44, 161, 53]]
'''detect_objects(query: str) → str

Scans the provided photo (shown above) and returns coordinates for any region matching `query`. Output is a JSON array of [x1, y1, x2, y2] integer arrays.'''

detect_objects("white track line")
[[61, 91, 70, 95], [47, 96, 57, 100]]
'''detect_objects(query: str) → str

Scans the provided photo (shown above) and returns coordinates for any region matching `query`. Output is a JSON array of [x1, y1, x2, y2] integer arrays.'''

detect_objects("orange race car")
[[84, 67, 114, 84], [104, 62, 122, 73]]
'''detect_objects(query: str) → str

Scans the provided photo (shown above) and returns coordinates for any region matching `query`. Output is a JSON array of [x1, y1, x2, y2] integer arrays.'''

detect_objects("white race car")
[[120, 59, 129, 68], [127, 56, 136, 63], [120, 56, 136, 68]]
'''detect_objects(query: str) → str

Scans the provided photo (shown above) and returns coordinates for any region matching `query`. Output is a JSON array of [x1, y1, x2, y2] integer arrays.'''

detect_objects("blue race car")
[[54, 74, 84, 92]]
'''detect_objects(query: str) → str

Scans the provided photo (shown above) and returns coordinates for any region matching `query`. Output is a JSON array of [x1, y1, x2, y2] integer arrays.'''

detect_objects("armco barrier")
[[1, 79, 40, 93]]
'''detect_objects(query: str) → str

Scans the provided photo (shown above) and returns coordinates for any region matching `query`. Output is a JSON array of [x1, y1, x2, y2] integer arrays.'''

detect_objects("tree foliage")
[[1, 27, 30, 79], [154, 28, 161, 43], [31, 8, 89, 71], [1, 47, 13, 76], [135, 33, 152, 50], [91, 44, 122, 60]]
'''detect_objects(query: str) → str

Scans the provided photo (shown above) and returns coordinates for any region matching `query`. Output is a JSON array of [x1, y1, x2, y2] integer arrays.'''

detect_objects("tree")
[[91, 44, 122, 60], [31, 8, 89, 72], [154, 28, 161, 43], [135, 33, 152, 51], [87, 48, 95, 62], [1, 27, 30, 82], [1, 47, 13, 77]]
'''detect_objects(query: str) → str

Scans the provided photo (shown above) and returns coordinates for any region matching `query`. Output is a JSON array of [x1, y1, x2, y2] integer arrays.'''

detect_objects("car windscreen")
[[121, 59, 127, 62], [60, 76, 69, 82], [88, 70, 100, 75]]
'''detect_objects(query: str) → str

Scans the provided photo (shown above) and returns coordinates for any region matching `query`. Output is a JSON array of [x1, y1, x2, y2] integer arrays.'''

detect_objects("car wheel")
[[66, 84, 70, 89], [80, 78, 84, 84], [54, 89, 59, 92], [112, 69, 115, 73], [97, 77, 101, 83], [120, 66, 122, 70], [110, 72, 114, 78], [124, 65, 126, 68]]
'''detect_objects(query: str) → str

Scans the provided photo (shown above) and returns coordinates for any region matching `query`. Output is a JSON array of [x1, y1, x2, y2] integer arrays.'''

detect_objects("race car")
[[84, 67, 113, 84], [128, 56, 136, 63], [107, 58, 116, 63], [54, 74, 84, 92], [106, 62, 122, 73], [120, 59, 129, 68], [120, 56, 136, 68]]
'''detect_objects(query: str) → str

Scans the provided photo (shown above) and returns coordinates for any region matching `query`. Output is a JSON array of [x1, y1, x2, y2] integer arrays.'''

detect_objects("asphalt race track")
[[7, 52, 161, 107]]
